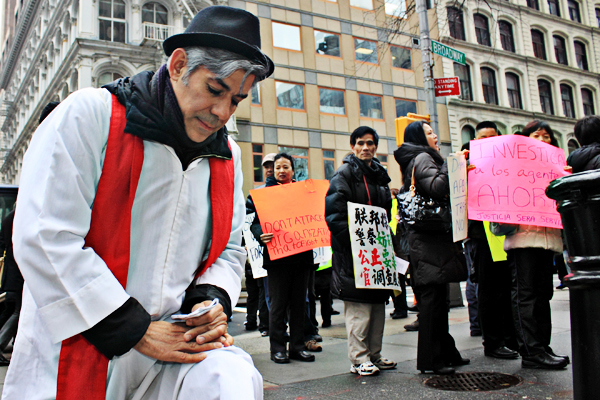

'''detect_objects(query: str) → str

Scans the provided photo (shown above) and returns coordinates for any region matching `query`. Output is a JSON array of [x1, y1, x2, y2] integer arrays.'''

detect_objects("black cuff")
[[81, 297, 151, 359], [182, 284, 232, 318]]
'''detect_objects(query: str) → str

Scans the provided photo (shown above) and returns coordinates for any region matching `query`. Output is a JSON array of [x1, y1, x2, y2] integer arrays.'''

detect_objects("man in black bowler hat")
[[3, 6, 272, 400]]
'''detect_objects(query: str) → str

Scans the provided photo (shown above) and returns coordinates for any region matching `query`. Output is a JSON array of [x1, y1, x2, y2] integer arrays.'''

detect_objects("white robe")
[[2, 88, 262, 400]]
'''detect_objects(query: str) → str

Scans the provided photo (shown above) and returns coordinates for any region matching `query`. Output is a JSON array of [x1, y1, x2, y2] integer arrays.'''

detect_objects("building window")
[[99, 0, 126, 43], [538, 79, 554, 115], [447, 7, 465, 40], [251, 85, 261, 105], [474, 14, 491, 47], [350, 0, 373, 10], [454, 63, 472, 101], [385, 0, 407, 17], [568, 138, 580, 154], [582, 89, 595, 116], [596, 8, 600, 27], [252, 144, 264, 183], [531, 29, 546, 60], [548, 0, 560, 16], [358, 93, 383, 119], [323, 150, 336, 180], [278, 146, 309, 181], [319, 88, 346, 115], [461, 125, 475, 145], [354, 38, 378, 64], [276, 82, 305, 110], [527, 0, 539, 10], [506, 73, 522, 109], [97, 72, 123, 87], [568, 0, 581, 22], [315, 30, 341, 57], [554, 36, 568, 65], [481, 67, 498, 105], [272, 22, 301, 51], [574, 41, 588, 70], [395, 98, 417, 117], [378, 155, 388, 169], [561, 84, 575, 118], [142, 2, 168, 24], [390, 45, 411, 69], [499, 21, 515, 52]]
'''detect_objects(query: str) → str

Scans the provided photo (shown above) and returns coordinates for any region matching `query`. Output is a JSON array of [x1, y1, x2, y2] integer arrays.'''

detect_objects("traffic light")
[[395, 113, 431, 146]]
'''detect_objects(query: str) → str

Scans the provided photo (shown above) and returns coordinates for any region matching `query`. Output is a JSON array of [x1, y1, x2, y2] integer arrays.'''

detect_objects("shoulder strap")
[[56, 95, 144, 400]]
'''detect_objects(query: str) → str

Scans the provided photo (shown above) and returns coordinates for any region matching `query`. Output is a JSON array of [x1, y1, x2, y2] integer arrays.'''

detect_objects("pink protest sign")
[[467, 135, 569, 228]]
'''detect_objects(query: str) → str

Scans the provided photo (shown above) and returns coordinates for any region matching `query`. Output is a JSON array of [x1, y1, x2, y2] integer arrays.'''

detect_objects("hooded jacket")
[[567, 142, 600, 173], [393, 143, 467, 287], [325, 154, 392, 303]]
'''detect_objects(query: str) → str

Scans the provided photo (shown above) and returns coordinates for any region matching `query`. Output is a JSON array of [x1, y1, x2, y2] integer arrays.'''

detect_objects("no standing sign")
[[434, 77, 461, 97]]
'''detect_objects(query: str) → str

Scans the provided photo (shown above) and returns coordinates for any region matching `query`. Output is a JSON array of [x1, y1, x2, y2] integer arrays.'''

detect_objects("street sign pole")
[[416, 0, 437, 136]]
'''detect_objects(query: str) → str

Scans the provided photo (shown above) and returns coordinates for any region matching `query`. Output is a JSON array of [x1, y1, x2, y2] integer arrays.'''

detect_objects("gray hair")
[[168, 46, 268, 90]]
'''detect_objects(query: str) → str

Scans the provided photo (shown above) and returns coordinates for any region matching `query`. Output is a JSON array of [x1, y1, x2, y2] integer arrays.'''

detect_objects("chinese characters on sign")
[[348, 202, 402, 290], [242, 213, 267, 278]]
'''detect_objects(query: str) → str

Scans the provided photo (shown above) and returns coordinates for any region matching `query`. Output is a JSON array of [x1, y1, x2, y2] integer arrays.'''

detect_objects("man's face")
[[170, 51, 255, 143], [476, 127, 498, 140], [351, 133, 377, 163], [263, 161, 274, 178]]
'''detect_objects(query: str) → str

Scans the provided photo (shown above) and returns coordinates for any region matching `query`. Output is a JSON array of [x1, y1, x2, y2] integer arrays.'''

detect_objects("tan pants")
[[343, 301, 386, 365]]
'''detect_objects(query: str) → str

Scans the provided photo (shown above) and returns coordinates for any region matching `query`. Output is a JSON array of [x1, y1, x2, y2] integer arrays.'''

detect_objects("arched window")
[[568, 138, 580, 154], [553, 36, 568, 65], [142, 3, 168, 24], [527, 0, 539, 9], [97, 72, 123, 88], [596, 8, 600, 27], [99, 0, 126, 43], [574, 41, 588, 70], [454, 62, 472, 101], [582, 88, 595, 116], [548, 0, 560, 16], [531, 30, 546, 60], [474, 14, 491, 46], [499, 21, 515, 52], [506, 73, 522, 109], [560, 84, 575, 118], [538, 79, 554, 115], [568, 0, 581, 22], [461, 125, 475, 145], [447, 7, 465, 40], [481, 67, 498, 105]]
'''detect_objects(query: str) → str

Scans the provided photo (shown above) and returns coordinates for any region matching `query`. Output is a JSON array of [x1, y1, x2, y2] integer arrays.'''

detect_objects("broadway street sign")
[[431, 40, 465, 65]]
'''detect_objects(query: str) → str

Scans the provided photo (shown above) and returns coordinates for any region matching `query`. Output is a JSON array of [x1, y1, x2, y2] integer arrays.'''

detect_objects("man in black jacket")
[[325, 126, 396, 376]]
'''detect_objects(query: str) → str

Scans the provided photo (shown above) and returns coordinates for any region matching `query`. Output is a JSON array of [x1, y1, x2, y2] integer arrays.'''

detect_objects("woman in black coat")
[[393, 121, 468, 375], [246, 153, 315, 364], [567, 115, 600, 173]]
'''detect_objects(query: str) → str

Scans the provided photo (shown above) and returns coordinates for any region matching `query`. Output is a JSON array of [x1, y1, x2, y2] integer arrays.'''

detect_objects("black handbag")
[[398, 166, 451, 232]]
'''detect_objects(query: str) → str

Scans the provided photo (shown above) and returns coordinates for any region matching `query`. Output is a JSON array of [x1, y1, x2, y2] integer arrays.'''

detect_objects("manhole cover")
[[424, 372, 523, 391]]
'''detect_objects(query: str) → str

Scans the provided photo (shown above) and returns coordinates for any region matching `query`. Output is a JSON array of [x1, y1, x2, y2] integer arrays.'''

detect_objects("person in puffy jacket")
[[500, 121, 570, 370], [393, 121, 469, 375], [246, 153, 315, 365], [325, 126, 396, 376], [567, 115, 600, 173]]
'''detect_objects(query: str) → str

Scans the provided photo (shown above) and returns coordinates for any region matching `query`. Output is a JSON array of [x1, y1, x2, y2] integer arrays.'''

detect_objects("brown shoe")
[[305, 339, 323, 352]]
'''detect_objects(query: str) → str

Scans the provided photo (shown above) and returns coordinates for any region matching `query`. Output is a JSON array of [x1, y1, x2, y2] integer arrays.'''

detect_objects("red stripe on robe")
[[55, 95, 234, 399]]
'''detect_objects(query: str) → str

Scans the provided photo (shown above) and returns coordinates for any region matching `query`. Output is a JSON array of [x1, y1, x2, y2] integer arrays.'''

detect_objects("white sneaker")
[[373, 357, 397, 370], [350, 361, 380, 376]]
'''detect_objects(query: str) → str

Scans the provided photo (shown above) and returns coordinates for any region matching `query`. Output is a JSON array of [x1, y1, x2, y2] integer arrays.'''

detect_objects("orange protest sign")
[[250, 180, 331, 260]]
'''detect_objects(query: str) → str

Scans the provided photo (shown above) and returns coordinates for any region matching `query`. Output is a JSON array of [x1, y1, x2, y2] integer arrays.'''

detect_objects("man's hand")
[[184, 301, 231, 347], [260, 233, 273, 244], [133, 321, 224, 363]]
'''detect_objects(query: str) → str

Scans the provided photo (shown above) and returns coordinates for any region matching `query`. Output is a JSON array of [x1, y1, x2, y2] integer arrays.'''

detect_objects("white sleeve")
[[195, 137, 245, 305], [13, 88, 130, 344]]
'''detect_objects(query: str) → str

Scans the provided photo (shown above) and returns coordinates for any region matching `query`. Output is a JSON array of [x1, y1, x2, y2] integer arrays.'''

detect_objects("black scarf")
[[103, 65, 232, 169]]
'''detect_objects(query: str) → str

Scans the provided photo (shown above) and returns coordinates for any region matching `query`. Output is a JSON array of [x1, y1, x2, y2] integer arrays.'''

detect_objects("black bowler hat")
[[163, 6, 274, 81]]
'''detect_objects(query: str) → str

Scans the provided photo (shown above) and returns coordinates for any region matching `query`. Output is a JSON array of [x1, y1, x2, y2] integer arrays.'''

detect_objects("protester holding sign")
[[247, 153, 315, 365], [492, 122, 570, 370], [394, 121, 469, 375], [325, 126, 397, 376]]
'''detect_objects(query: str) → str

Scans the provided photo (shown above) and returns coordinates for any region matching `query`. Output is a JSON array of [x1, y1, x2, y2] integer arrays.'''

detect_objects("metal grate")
[[424, 372, 523, 391]]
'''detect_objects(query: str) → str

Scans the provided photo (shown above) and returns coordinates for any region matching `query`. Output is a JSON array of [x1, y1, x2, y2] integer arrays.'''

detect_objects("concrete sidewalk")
[[231, 283, 574, 400]]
